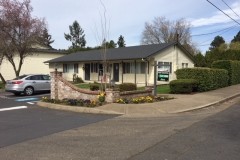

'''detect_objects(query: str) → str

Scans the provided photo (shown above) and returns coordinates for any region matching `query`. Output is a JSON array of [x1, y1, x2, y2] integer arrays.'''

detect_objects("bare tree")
[[0, 0, 46, 77], [93, 0, 111, 91], [141, 17, 197, 54]]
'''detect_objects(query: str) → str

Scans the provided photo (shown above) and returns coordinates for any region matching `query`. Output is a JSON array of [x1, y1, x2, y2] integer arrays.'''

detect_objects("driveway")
[[0, 91, 117, 148]]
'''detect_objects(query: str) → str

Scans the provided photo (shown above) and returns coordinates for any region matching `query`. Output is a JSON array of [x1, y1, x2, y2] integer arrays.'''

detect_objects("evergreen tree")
[[102, 39, 116, 49], [64, 20, 86, 48], [41, 28, 54, 48], [231, 31, 240, 43], [117, 35, 126, 47], [209, 35, 225, 50]]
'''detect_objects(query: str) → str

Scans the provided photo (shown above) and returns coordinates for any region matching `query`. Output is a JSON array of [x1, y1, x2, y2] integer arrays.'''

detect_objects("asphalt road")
[[0, 91, 239, 160], [0, 92, 117, 148], [128, 102, 240, 160]]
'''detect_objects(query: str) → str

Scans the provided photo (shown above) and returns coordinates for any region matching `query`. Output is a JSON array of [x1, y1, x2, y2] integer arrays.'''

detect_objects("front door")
[[85, 63, 90, 80], [113, 63, 119, 82]]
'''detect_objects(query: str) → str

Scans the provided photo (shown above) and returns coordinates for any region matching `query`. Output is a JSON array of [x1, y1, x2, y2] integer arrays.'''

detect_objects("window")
[[123, 62, 146, 74], [123, 62, 134, 73], [136, 62, 146, 74], [63, 64, 74, 73], [26, 75, 43, 80], [91, 63, 99, 73], [74, 63, 79, 73], [63, 64, 68, 73], [158, 62, 172, 73], [42, 75, 51, 80], [182, 63, 188, 68]]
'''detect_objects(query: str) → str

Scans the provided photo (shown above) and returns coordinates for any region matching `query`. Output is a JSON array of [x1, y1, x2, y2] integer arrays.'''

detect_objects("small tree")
[[64, 20, 86, 49], [0, 0, 46, 77], [117, 35, 126, 47]]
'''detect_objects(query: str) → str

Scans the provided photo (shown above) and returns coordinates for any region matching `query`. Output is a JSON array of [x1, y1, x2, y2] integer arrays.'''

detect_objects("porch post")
[[153, 61, 157, 96], [145, 60, 148, 87], [121, 61, 123, 84], [134, 60, 137, 85]]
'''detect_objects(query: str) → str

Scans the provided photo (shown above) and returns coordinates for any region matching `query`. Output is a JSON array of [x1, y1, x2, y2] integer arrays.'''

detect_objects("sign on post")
[[157, 72, 169, 81]]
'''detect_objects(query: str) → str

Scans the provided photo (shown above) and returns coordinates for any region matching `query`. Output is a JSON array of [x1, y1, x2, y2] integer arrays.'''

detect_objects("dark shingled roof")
[[45, 42, 194, 63]]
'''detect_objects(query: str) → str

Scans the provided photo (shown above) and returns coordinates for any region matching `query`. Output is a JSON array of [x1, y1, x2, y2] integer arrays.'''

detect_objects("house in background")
[[0, 46, 67, 81], [45, 42, 195, 86]]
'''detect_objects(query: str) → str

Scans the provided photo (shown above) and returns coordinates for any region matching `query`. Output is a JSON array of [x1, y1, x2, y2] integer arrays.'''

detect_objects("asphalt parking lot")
[[0, 92, 117, 148]]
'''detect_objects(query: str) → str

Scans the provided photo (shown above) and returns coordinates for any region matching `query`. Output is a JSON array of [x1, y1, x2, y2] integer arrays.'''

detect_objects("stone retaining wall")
[[51, 70, 153, 103], [51, 70, 99, 101]]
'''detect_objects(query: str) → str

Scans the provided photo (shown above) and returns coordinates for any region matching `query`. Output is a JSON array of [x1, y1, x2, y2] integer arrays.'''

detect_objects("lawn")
[[74, 83, 90, 89], [74, 83, 171, 94], [157, 85, 170, 94]]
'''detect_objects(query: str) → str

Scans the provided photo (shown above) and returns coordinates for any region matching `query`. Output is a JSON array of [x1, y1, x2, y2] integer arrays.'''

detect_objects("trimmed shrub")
[[75, 77, 84, 83], [176, 68, 229, 92], [170, 79, 199, 94], [90, 83, 99, 91], [212, 60, 240, 85], [119, 83, 137, 92]]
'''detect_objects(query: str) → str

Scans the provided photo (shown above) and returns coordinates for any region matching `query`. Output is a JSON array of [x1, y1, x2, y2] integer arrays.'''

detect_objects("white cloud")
[[30, 0, 240, 52], [191, 1, 240, 27]]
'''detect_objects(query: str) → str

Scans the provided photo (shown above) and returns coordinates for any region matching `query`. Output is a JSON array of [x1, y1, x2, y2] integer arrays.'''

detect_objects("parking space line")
[[15, 98, 39, 102], [27, 102, 35, 105], [0, 106, 28, 112]]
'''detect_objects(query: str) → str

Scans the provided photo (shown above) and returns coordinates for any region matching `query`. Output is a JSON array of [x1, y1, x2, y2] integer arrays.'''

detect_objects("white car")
[[5, 74, 51, 96]]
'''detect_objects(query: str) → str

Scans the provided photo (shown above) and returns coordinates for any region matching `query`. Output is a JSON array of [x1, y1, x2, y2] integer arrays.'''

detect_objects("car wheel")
[[24, 87, 34, 96]]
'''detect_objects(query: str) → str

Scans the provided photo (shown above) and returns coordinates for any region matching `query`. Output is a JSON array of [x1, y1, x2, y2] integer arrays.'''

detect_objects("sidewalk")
[[38, 84, 240, 116]]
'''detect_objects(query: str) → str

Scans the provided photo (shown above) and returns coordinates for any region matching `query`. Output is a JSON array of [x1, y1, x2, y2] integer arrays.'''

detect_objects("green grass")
[[74, 83, 90, 89], [74, 83, 171, 94], [157, 85, 170, 94]]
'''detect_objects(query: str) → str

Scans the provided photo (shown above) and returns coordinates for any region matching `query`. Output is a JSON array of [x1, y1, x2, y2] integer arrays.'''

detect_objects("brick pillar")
[[105, 89, 120, 103]]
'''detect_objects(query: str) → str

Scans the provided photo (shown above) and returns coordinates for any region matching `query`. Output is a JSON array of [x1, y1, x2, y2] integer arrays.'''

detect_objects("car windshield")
[[13, 75, 28, 80]]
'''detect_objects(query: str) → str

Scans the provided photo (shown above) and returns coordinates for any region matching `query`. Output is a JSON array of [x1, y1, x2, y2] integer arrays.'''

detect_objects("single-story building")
[[0, 45, 67, 81], [45, 41, 195, 86]]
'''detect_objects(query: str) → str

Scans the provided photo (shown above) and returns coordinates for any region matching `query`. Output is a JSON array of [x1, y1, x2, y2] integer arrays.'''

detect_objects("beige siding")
[[148, 46, 194, 85], [1, 52, 66, 80]]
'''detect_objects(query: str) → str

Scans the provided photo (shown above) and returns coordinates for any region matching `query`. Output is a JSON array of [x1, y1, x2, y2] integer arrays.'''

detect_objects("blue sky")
[[31, 0, 240, 53]]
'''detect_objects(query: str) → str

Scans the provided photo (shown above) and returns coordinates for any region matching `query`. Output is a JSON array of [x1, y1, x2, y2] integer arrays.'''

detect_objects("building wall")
[[49, 45, 195, 85], [1, 52, 66, 80], [147, 46, 194, 85]]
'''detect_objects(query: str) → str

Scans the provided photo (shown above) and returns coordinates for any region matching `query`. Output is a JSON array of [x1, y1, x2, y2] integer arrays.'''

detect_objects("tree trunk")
[[0, 73, 6, 84]]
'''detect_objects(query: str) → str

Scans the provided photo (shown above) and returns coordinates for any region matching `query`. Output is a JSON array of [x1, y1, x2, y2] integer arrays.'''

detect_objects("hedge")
[[119, 83, 137, 92], [176, 67, 229, 92], [212, 60, 240, 85], [169, 79, 198, 94]]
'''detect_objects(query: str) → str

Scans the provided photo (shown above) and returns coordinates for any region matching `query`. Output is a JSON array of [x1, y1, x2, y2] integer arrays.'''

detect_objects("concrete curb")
[[174, 92, 240, 113], [37, 101, 123, 115]]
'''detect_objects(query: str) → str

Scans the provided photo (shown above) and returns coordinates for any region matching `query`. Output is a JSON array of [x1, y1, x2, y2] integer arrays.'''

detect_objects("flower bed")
[[42, 91, 106, 107], [115, 95, 174, 104]]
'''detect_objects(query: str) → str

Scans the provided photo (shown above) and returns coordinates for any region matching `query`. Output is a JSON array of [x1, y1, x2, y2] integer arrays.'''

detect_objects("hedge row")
[[212, 60, 240, 85], [175, 67, 229, 92], [170, 79, 198, 94]]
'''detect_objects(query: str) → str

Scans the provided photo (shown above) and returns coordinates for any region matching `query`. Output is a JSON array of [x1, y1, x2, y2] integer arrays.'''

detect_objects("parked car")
[[5, 74, 51, 96]]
